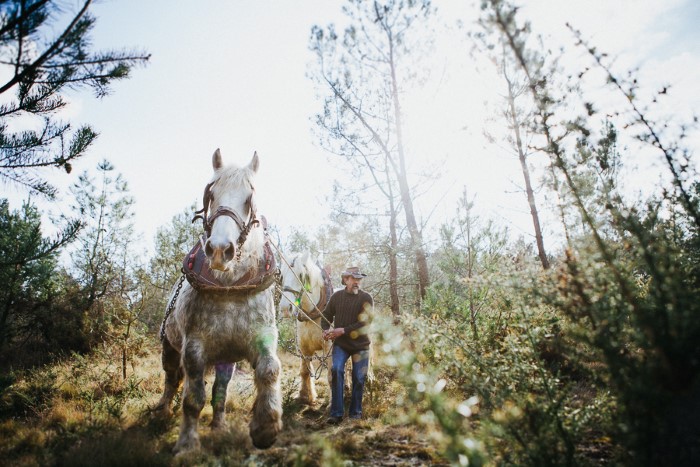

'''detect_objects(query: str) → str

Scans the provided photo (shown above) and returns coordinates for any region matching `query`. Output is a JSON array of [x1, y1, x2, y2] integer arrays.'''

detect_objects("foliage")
[[144, 203, 202, 332], [431, 188, 512, 338], [150, 203, 201, 293], [476, 0, 700, 464], [63, 160, 151, 378], [0, 199, 86, 365], [309, 0, 435, 300], [0, 0, 149, 198]]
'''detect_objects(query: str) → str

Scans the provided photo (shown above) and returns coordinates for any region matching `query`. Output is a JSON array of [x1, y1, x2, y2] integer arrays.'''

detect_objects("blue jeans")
[[329, 345, 369, 418]]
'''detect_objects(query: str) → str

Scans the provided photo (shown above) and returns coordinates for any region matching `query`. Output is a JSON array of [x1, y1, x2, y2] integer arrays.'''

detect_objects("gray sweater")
[[321, 288, 373, 353]]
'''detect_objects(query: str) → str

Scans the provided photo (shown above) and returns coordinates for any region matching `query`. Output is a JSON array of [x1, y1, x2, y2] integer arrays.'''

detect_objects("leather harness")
[[183, 180, 277, 294], [289, 263, 333, 322]]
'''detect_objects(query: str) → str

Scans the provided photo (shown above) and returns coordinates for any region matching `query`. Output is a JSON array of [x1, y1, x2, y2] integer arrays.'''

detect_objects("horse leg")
[[155, 336, 182, 417], [249, 328, 283, 449], [174, 340, 206, 454], [298, 355, 317, 405], [210, 362, 235, 429]]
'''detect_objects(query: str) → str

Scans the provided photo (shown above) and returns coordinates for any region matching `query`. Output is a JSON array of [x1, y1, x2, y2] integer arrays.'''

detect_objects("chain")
[[268, 241, 333, 330], [269, 245, 340, 380], [276, 298, 333, 380], [160, 275, 185, 342]]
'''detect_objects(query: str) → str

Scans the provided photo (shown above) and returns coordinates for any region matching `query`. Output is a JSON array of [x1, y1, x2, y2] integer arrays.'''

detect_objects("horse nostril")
[[205, 239, 214, 257], [224, 242, 236, 261]]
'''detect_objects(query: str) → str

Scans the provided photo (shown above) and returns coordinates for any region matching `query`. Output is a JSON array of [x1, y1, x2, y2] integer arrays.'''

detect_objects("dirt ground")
[[162, 350, 448, 466]]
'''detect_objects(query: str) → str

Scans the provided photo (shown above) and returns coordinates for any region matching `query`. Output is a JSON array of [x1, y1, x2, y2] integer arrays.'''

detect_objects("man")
[[322, 266, 373, 424]]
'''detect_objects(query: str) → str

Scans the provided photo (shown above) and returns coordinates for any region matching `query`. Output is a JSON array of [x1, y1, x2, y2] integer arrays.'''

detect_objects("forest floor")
[[0, 341, 449, 466]]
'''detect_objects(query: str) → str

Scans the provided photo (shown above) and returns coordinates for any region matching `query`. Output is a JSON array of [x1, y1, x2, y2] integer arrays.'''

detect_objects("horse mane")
[[211, 162, 255, 195]]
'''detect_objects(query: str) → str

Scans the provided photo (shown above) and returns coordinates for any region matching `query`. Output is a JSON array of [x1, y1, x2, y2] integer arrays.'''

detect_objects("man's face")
[[345, 276, 362, 294]]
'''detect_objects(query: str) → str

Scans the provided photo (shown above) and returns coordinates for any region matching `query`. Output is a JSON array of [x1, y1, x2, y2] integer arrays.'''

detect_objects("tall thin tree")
[[500, 49, 550, 269], [310, 0, 433, 300]]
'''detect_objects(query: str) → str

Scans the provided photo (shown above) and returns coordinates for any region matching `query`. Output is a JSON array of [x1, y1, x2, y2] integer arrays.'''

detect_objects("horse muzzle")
[[205, 237, 236, 271]]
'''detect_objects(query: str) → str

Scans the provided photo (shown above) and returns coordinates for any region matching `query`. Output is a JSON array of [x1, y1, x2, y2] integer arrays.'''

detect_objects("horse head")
[[279, 251, 321, 318], [200, 149, 259, 272]]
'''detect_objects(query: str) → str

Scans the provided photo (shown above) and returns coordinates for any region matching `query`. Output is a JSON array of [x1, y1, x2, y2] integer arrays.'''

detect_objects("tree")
[[150, 203, 201, 295], [310, 0, 434, 301], [498, 47, 550, 269], [0, 0, 149, 198], [480, 0, 700, 462], [0, 198, 80, 359], [140, 203, 202, 333], [66, 160, 137, 345], [432, 188, 509, 339]]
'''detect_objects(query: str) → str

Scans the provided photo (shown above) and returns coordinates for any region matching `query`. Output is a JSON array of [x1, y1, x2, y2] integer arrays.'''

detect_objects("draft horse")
[[157, 149, 282, 453], [277, 251, 334, 405]]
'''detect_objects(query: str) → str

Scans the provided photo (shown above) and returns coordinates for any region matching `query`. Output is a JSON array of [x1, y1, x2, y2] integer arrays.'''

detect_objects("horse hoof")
[[210, 419, 227, 430], [152, 403, 173, 418], [297, 396, 315, 406], [251, 432, 277, 449], [250, 422, 281, 449], [173, 436, 200, 454]]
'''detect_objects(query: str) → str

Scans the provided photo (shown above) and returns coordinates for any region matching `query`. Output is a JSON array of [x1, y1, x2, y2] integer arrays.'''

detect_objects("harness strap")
[[182, 220, 277, 294], [296, 263, 333, 322]]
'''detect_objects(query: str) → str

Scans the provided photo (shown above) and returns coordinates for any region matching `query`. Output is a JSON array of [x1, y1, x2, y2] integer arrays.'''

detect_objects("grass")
[[0, 339, 447, 466]]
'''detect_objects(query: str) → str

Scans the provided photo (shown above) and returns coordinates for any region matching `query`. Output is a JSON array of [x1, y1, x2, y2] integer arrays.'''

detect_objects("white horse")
[[277, 251, 334, 405], [157, 149, 282, 453]]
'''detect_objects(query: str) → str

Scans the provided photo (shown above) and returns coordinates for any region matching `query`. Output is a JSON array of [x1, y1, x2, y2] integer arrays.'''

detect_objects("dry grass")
[[0, 340, 445, 466]]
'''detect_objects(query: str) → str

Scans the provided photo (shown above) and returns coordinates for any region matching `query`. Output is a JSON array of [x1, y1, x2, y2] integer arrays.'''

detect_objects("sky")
[[3, 0, 699, 256]]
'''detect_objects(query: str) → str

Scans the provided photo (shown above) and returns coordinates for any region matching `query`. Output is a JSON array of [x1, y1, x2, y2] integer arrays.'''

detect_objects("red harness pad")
[[183, 236, 277, 293]]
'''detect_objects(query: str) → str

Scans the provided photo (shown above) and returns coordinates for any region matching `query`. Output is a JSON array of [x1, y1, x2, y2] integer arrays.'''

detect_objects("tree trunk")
[[466, 210, 479, 339], [388, 43, 430, 299], [505, 74, 550, 270], [388, 197, 400, 319]]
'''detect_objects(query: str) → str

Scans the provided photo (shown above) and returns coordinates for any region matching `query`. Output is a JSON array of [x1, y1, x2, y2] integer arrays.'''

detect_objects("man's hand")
[[323, 328, 345, 340]]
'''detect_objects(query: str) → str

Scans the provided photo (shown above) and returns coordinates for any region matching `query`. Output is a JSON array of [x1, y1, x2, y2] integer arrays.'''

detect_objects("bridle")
[[280, 258, 333, 324], [192, 180, 259, 258], [281, 259, 309, 311], [282, 286, 304, 310]]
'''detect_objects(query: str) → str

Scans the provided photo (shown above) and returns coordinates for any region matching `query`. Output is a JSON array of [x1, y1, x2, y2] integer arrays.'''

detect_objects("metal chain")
[[275, 291, 333, 381], [268, 241, 333, 329], [160, 275, 185, 342]]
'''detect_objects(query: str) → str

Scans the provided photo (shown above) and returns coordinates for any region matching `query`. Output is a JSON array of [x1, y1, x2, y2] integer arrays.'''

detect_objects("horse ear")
[[248, 151, 259, 173], [212, 148, 223, 170]]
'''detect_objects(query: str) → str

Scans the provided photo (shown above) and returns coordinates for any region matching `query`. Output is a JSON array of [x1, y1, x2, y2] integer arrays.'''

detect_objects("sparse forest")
[[1, 0, 699, 466]]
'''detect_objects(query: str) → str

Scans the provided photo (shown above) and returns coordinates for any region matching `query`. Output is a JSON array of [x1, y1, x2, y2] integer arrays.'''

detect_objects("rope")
[[269, 242, 334, 330], [270, 246, 336, 380], [275, 309, 333, 380]]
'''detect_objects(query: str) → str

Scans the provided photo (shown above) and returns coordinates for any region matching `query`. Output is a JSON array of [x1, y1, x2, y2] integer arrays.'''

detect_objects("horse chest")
[[176, 289, 274, 347], [298, 320, 325, 353]]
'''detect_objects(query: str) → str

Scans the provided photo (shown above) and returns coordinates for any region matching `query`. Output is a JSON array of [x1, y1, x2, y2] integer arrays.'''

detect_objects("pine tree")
[[0, 0, 149, 198], [66, 160, 137, 344], [0, 198, 79, 357]]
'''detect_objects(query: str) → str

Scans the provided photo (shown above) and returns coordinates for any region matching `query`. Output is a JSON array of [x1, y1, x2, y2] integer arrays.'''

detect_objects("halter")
[[281, 259, 308, 309], [281, 259, 332, 322], [282, 283, 311, 310], [192, 180, 259, 257]]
